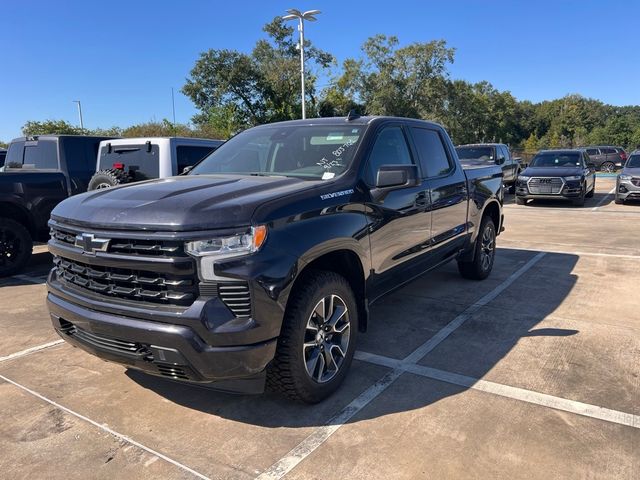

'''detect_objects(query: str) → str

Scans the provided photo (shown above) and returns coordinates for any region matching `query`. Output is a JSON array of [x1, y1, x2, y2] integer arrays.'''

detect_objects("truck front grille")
[[53, 256, 196, 306], [59, 319, 151, 359], [51, 226, 185, 257], [528, 177, 564, 194]]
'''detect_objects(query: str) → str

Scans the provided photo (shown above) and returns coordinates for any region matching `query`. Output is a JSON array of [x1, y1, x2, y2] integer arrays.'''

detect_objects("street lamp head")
[[303, 9, 321, 17], [303, 15, 318, 22], [282, 14, 299, 21], [285, 8, 303, 17]]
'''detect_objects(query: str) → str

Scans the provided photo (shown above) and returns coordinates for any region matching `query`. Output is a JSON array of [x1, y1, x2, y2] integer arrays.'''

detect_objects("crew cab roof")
[[250, 116, 444, 130], [10, 134, 119, 142], [456, 143, 506, 147]]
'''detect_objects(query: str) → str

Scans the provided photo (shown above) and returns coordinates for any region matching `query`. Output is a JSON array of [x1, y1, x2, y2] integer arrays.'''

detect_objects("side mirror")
[[182, 165, 194, 175], [371, 164, 419, 201]]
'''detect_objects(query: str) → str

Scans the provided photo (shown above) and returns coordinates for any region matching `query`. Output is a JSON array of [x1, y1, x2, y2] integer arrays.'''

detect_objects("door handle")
[[415, 191, 428, 208]]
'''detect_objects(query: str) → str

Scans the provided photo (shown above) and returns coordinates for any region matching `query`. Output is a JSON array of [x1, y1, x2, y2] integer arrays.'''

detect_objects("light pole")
[[72, 100, 84, 131], [282, 8, 320, 119]]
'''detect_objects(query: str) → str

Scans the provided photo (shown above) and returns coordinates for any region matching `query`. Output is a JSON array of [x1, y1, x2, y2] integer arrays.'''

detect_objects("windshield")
[[455, 146, 494, 162], [530, 152, 582, 168], [625, 154, 640, 168], [190, 125, 365, 180]]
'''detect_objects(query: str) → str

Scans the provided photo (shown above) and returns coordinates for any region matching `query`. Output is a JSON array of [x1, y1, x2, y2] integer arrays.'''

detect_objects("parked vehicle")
[[0, 135, 114, 276], [46, 116, 504, 402], [88, 137, 223, 190], [615, 151, 640, 204], [581, 146, 627, 172], [0, 148, 6, 168], [455, 143, 521, 192], [515, 149, 596, 206]]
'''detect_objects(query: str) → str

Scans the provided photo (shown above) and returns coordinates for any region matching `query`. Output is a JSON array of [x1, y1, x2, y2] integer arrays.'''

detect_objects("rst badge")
[[74, 233, 110, 254]]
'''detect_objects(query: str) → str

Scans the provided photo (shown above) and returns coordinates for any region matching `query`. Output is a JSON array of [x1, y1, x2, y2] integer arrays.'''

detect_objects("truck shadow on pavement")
[[127, 248, 579, 428]]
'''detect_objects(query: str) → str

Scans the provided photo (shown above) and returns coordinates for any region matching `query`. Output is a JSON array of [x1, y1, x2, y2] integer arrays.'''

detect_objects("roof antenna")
[[346, 109, 360, 121]]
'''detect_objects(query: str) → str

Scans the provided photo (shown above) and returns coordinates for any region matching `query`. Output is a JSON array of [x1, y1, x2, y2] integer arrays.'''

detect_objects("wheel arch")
[[0, 201, 35, 236], [288, 248, 368, 333]]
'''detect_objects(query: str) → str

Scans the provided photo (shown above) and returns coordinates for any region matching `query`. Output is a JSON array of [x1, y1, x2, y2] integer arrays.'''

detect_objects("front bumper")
[[515, 186, 584, 201], [48, 290, 277, 392], [616, 179, 640, 201]]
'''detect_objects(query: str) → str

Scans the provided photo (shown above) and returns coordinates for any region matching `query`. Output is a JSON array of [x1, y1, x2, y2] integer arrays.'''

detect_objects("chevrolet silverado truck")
[[515, 149, 596, 207], [46, 116, 504, 403], [0, 135, 115, 276]]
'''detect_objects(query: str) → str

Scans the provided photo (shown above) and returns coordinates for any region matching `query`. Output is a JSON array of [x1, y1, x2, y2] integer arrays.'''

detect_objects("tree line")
[[9, 18, 640, 153]]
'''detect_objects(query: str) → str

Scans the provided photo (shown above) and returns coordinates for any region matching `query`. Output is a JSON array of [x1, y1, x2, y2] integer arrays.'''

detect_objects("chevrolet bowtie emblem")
[[74, 233, 110, 255]]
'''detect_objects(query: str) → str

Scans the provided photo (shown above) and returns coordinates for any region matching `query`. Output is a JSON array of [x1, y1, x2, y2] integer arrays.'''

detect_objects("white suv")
[[88, 137, 223, 190]]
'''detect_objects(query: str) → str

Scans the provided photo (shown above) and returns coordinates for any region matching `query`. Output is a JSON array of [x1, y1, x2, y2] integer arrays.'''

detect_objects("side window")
[[586, 148, 599, 156], [602, 147, 616, 155], [410, 127, 452, 178], [23, 140, 58, 169], [500, 145, 510, 161], [366, 126, 413, 184], [176, 145, 218, 173], [5, 142, 25, 168]]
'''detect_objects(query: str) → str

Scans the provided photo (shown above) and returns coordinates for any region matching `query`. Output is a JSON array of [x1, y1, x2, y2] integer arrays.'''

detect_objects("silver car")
[[615, 151, 640, 204]]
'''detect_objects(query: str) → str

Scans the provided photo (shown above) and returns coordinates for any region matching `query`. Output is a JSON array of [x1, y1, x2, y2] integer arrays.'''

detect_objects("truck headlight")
[[185, 225, 267, 280], [619, 174, 632, 181], [563, 175, 581, 181]]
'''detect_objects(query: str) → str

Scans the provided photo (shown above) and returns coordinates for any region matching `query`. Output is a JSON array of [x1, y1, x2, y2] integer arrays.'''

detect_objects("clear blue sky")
[[1, 0, 638, 141]]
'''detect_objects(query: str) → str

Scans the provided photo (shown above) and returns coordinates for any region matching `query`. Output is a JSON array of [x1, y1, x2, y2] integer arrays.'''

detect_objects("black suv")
[[515, 149, 596, 206]]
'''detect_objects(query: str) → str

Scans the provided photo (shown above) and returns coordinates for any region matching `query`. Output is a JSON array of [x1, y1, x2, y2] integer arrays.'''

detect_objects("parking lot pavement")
[[0, 181, 639, 479]]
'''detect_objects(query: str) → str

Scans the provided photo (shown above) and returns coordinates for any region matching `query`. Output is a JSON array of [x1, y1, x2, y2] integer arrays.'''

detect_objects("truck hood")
[[51, 175, 319, 231], [621, 167, 640, 176], [521, 166, 583, 177]]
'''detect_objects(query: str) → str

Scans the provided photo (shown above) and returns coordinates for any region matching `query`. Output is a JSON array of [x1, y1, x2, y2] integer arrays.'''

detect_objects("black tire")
[[267, 271, 358, 403], [88, 169, 130, 191], [458, 217, 496, 281], [0, 218, 33, 277], [585, 182, 595, 198], [515, 196, 526, 205], [615, 197, 624, 205], [572, 188, 586, 207]]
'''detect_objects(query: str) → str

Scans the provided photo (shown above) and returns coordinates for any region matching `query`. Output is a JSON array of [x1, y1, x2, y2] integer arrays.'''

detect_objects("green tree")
[[182, 17, 333, 131], [22, 119, 84, 136], [523, 133, 539, 153]]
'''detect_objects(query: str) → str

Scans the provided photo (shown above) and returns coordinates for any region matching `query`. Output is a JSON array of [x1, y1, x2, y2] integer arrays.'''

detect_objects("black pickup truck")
[[46, 116, 504, 402], [456, 143, 521, 192], [0, 135, 114, 276]]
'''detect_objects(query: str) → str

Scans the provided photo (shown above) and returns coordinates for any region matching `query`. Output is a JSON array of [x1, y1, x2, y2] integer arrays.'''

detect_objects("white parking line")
[[0, 340, 64, 363], [355, 351, 639, 429], [592, 187, 617, 211], [499, 244, 640, 260], [256, 252, 546, 480], [0, 373, 212, 480]]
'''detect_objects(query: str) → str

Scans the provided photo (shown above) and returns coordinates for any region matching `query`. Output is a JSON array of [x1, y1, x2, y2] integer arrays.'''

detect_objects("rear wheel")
[[0, 218, 32, 277], [267, 271, 358, 403], [601, 162, 616, 173], [88, 169, 130, 191], [458, 217, 496, 281]]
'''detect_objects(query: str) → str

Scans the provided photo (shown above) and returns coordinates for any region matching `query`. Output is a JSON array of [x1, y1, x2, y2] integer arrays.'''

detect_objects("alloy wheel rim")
[[602, 163, 615, 173], [480, 225, 495, 271], [303, 294, 351, 383], [0, 228, 20, 267]]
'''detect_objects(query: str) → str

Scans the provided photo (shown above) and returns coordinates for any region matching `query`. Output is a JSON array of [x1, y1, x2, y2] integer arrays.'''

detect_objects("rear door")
[[585, 148, 603, 167], [365, 123, 432, 299], [410, 126, 468, 262]]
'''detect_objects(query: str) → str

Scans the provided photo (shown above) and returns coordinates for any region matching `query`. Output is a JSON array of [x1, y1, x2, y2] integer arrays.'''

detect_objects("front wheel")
[[585, 182, 595, 198], [0, 218, 33, 277], [267, 271, 358, 403], [515, 196, 526, 205], [458, 217, 496, 281], [572, 188, 586, 207]]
